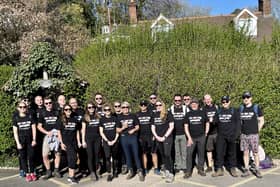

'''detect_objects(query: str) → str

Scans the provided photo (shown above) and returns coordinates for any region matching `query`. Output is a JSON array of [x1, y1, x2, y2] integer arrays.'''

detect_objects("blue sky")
[[183, 0, 258, 15]]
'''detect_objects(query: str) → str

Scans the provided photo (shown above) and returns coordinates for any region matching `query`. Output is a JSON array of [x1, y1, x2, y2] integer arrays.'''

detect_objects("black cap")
[[140, 100, 148, 106], [190, 98, 199, 104], [221, 95, 230, 102], [242, 91, 252, 98]]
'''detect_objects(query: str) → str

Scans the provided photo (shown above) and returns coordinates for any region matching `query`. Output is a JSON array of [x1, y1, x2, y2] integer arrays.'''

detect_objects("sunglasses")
[[184, 98, 190, 101], [242, 96, 251, 99], [45, 102, 52, 105], [114, 105, 121, 108], [174, 100, 182, 102], [64, 108, 71, 111], [156, 104, 162, 107], [150, 97, 156, 99], [19, 106, 27, 109], [87, 106, 95, 109], [140, 104, 147, 107], [121, 106, 129, 109], [104, 108, 111, 112], [95, 97, 102, 100], [222, 101, 229, 104]]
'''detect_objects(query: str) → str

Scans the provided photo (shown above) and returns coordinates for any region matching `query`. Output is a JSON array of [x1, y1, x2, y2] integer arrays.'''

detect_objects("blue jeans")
[[120, 135, 142, 170]]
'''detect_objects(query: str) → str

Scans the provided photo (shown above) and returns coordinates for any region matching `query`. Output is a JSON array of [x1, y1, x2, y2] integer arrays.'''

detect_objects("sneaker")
[[161, 170, 167, 179], [30, 173, 37, 181], [183, 172, 192, 179], [90, 172, 98, 181], [53, 169, 62, 178], [212, 168, 224, 177], [198, 170, 206, 176], [241, 169, 250, 177], [126, 169, 134, 180], [154, 168, 161, 175], [121, 165, 128, 175], [206, 167, 213, 173], [165, 171, 174, 183], [138, 169, 145, 181], [25, 174, 32, 182], [144, 169, 149, 175], [19, 170, 26, 178], [96, 165, 101, 178], [230, 168, 238, 177], [107, 174, 113, 182], [67, 177, 78, 184], [43, 170, 52, 180], [255, 169, 262, 178]]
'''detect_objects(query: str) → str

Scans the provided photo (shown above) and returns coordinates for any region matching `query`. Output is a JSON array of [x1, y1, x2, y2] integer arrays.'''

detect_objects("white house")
[[151, 14, 174, 40]]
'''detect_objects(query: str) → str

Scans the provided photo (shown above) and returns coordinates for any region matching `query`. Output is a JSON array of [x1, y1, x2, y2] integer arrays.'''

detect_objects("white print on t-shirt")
[[173, 112, 185, 121], [207, 111, 216, 118], [65, 122, 77, 131], [89, 119, 99, 127], [154, 117, 163, 125], [240, 112, 254, 120], [120, 119, 134, 127], [138, 116, 151, 125], [74, 115, 83, 122], [17, 121, 32, 130], [189, 116, 202, 125], [44, 116, 58, 125], [218, 114, 233, 123], [103, 122, 116, 130]]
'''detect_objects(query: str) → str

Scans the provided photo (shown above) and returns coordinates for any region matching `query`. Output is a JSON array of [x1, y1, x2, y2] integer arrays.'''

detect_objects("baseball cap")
[[190, 98, 199, 104], [221, 95, 230, 102], [242, 91, 252, 98], [139, 100, 148, 106]]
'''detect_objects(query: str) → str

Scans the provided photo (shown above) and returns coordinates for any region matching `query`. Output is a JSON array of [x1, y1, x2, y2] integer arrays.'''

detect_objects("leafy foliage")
[[74, 22, 280, 157]]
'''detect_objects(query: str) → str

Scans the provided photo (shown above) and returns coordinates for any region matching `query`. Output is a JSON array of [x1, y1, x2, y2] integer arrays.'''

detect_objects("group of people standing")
[[12, 91, 264, 184]]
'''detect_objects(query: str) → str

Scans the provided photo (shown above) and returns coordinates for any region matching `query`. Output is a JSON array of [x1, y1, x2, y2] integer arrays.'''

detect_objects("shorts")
[[42, 135, 61, 156], [139, 135, 157, 154], [240, 134, 259, 153], [206, 133, 217, 151]]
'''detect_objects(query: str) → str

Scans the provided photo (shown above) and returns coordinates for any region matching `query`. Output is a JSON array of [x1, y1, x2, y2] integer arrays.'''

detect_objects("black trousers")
[[157, 137, 173, 173], [186, 135, 206, 173], [19, 136, 35, 173], [86, 137, 101, 173], [215, 135, 237, 169], [103, 141, 119, 173], [65, 143, 77, 169]]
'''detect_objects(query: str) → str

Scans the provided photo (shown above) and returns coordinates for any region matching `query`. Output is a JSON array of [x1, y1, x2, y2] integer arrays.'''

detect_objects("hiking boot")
[[126, 169, 134, 180], [241, 169, 250, 177], [212, 168, 224, 177], [154, 168, 161, 175], [121, 165, 128, 175], [206, 167, 213, 173], [165, 170, 174, 183], [198, 170, 206, 176], [230, 168, 238, 177], [138, 169, 145, 181], [43, 170, 52, 180], [255, 169, 262, 178], [90, 172, 98, 181], [107, 174, 113, 182], [183, 172, 192, 179], [53, 168, 62, 178], [30, 173, 37, 181], [67, 177, 78, 184], [25, 174, 32, 182]]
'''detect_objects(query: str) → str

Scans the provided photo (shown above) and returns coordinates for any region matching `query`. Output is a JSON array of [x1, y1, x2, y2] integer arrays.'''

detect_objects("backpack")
[[170, 105, 189, 115], [239, 104, 259, 118], [260, 155, 274, 169]]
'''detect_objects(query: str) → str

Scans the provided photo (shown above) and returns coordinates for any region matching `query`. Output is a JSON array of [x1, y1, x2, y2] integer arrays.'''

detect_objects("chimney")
[[259, 0, 271, 16], [129, 0, 137, 24]]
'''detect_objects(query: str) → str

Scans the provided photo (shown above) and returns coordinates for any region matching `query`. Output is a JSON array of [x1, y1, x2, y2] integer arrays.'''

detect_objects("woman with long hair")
[[81, 102, 101, 181], [151, 99, 175, 183], [58, 104, 81, 184]]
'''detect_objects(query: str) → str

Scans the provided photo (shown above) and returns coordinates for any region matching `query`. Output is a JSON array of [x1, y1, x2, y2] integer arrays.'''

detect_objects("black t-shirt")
[[13, 114, 35, 137], [184, 109, 208, 138], [38, 109, 60, 131], [152, 111, 174, 137], [96, 106, 104, 116], [136, 111, 153, 136], [240, 104, 263, 135], [215, 107, 240, 138], [147, 104, 157, 114], [84, 114, 100, 139], [100, 115, 118, 141], [169, 106, 186, 135], [202, 105, 218, 135], [35, 107, 45, 122], [117, 113, 139, 136], [58, 117, 79, 144], [72, 108, 85, 130]]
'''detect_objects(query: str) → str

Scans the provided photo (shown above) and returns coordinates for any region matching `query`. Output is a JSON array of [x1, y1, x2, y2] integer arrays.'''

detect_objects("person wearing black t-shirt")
[[202, 94, 218, 172], [147, 93, 157, 113], [13, 101, 37, 182], [81, 102, 101, 181], [55, 94, 66, 116], [212, 96, 240, 178], [136, 100, 159, 175], [37, 97, 62, 179], [184, 98, 209, 179], [117, 101, 144, 181], [58, 104, 81, 184], [99, 104, 120, 182], [94, 93, 105, 116], [239, 91, 264, 178], [169, 94, 188, 174], [151, 100, 175, 183]]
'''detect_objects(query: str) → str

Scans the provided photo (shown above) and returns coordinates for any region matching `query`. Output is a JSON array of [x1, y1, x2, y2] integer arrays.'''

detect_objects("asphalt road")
[[0, 166, 280, 187]]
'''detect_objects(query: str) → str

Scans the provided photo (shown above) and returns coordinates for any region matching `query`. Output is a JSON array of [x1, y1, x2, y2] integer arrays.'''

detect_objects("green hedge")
[[0, 65, 15, 155], [74, 23, 280, 157]]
